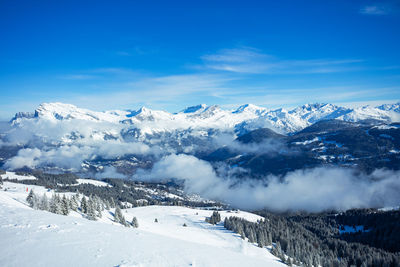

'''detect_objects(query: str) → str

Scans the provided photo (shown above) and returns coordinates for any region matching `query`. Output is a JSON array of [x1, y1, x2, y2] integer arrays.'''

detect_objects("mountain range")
[[11, 102, 400, 134], [1, 102, 400, 177]]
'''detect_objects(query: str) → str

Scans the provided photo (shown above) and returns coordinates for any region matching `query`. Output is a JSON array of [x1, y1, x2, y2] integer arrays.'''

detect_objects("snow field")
[[0, 182, 285, 267]]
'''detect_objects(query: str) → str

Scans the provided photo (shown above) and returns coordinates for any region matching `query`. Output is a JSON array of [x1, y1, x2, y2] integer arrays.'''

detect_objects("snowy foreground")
[[0, 182, 284, 267]]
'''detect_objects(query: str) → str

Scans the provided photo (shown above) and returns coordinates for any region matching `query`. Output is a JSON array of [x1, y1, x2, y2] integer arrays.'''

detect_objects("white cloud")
[[59, 74, 97, 80], [134, 154, 400, 212], [95, 166, 126, 179], [201, 47, 362, 74], [360, 5, 388, 15], [2, 118, 159, 172]]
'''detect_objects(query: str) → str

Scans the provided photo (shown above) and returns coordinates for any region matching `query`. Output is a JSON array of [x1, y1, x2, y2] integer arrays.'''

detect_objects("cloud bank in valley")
[[1, 119, 159, 172], [135, 154, 400, 212], [3, 140, 153, 171], [2, 113, 400, 212]]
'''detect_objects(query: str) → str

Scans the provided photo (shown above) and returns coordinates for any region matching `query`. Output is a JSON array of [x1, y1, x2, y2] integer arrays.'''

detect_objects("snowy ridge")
[[10, 102, 400, 134]]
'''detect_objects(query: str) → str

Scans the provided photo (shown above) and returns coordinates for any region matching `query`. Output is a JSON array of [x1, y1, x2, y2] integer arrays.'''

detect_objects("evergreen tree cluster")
[[334, 209, 400, 252], [26, 189, 110, 220], [25, 189, 140, 228], [205, 211, 221, 225], [114, 206, 129, 227], [113, 206, 139, 228], [13, 171, 224, 209], [224, 215, 400, 267], [131, 216, 139, 228]]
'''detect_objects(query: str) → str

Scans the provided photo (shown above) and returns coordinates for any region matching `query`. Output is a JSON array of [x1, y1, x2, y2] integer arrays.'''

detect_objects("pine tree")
[[40, 194, 50, 211], [110, 197, 116, 208], [104, 199, 110, 210], [70, 194, 79, 211], [248, 229, 256, 243], [114, 206, 128, 226], [257, 230, 266, 248], [94, 196, 103, 218], [131, 216, 139, 228], [81, 196, 88, 214], [206, 211, 221, 225], [50, 194, 62, 214], [26, 189, 35, 207], [87, 196, 97, 220], [61, 195, 69, 216], [32, 194, 40, 209]]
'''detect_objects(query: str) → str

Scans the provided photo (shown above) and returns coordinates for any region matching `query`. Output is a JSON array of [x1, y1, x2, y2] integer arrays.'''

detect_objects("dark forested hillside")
[[223, 209, 400, 266], [205, 121, 400, 177]]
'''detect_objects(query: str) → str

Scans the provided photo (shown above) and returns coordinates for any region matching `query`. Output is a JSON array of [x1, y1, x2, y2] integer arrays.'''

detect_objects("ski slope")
[[0, 182, 284, 267]]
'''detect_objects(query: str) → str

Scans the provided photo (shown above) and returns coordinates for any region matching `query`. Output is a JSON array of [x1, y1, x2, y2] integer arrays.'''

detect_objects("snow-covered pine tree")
[[26, 189, 35, 207], [114, 206, 128, 226], [39, 194, 50, 211], [86, 195, 97, 220], [257, 230, 266, 248], [110, 197, 116, 208], [94, 195, 103, 218], [61, 194, 70, 215], [114, 206, 122, 222], [50, 193, 63, 214], [69, 194, 79, 211], [104, 199, 110, 210], [32, 194, 40, 210], [81, 196, 88, 214], [248, 229, 256, 243], [131, 216, 139, 228], [206, 211, 221, 225]]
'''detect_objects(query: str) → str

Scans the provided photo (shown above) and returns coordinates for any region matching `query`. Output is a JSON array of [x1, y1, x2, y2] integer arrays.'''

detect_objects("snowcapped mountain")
[[11, 102, 129, 124], [10, 101, 400, 135], [2, 101, 399, 175]]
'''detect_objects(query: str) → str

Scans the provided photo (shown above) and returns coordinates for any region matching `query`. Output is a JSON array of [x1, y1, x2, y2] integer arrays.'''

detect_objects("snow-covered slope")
[[0, 182, 284, 267]]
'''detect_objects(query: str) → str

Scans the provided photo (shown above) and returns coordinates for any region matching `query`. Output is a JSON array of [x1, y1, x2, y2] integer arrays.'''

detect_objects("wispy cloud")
[[1, 44, 398, 120], [59, 74, 97, 80], [360, 5, 389, 15], [67, 73, 235, 112], [114, 46, 159, 57], [359, 0, 400, 16], [201, 47, 362, 74], [115, 51, 131, 56]]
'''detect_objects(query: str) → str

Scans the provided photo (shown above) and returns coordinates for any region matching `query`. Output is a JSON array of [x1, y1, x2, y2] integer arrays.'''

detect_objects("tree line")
[[26, 189, 138, 228], [224, 214, 400, 267]]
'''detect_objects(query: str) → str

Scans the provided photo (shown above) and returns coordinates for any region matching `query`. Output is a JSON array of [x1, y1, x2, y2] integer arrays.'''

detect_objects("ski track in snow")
[[0, 182, 284, 267]]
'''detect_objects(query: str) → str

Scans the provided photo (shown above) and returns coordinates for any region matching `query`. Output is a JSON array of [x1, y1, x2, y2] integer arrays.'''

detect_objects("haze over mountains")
[[1, 102, 400, 211]]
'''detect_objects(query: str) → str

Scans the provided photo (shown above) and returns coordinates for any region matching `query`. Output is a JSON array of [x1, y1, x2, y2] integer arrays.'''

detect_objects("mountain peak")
[[234, 104, 265, 113], [377, 103, 400, 112], [32, 102, 124, 122], [299, 103, 333, 110], [181, 104, 207, 114], [127, 106, 152, 117]]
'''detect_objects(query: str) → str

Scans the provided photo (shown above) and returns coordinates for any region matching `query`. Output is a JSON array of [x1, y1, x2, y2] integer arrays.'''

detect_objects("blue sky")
[[0, 0, 399, 119]]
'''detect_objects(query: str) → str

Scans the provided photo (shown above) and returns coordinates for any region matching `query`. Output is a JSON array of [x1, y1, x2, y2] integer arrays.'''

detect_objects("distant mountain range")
[[10, 102, 400, 134], [1, 102, 400, 176]]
